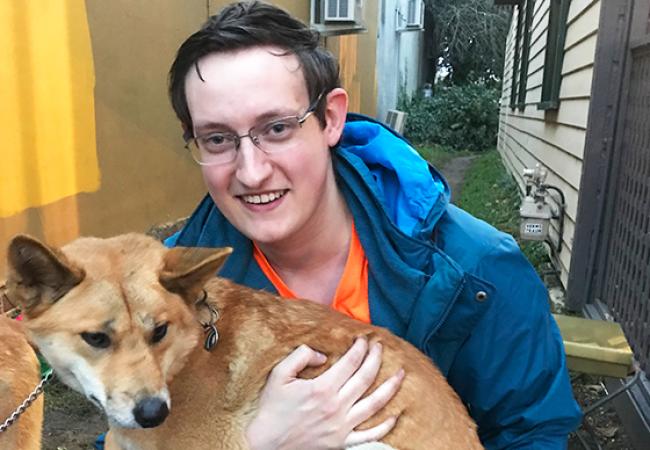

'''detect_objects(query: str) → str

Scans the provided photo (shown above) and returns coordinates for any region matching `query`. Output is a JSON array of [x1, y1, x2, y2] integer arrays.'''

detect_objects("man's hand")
[[245, 337, 404, 450]]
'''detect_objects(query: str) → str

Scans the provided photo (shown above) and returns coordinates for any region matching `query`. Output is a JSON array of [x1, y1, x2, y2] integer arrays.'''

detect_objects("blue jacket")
[[167, 115, 582, 448]]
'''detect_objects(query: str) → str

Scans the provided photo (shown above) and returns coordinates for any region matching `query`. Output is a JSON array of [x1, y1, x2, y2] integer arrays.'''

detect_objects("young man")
[[166, 2, 582, 448]]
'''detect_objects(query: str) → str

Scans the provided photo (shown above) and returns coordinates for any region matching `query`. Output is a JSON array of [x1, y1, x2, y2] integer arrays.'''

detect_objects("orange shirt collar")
[[253, 222, 370, 323]]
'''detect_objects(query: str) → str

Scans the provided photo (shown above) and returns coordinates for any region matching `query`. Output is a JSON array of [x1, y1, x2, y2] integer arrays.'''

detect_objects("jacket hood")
[[338, 114, 450, 239]]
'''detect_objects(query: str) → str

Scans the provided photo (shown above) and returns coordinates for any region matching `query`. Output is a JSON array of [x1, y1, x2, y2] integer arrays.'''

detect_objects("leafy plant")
[[401, 83, 499, 152]]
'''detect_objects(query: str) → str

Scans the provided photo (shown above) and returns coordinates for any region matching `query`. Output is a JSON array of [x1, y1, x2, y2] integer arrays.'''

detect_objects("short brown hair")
[[169, 1, 340, 137]]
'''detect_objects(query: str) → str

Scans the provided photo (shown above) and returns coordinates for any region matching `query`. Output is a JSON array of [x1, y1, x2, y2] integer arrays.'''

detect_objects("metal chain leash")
[[0, 369, 54, 434]]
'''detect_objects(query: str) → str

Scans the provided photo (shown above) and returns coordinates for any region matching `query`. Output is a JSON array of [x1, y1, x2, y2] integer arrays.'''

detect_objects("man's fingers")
[[347, 369, 404, 426], [343, 415, 399, 448], [315, 337, 369, 389], [338, 342, 383, 407], [269, 344, 327, 383]]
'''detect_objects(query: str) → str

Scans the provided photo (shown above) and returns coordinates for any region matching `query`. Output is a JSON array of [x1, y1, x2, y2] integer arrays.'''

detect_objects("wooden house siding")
[[498, 0, 601, 286]]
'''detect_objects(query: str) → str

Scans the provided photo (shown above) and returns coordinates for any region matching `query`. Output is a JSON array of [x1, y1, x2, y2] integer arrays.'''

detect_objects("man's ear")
[[6, 235, 85, 315], [323, 87, 349, 147], [159, 246, 232, 301]]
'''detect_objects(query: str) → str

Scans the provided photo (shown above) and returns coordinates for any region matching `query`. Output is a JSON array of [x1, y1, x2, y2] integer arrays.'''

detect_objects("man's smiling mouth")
[[241, 190, 287, 205]]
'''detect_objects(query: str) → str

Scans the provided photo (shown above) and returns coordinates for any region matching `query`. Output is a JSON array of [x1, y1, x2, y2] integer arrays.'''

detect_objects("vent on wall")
[[385, 109, 408, 134], [324, 0, 357, 22], [311, 0, 366, 35], [406, 0, 424, 27]]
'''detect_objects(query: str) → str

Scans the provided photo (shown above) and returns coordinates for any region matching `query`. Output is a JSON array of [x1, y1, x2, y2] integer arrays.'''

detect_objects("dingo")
[[0, 316, 43, 450], [5, 233, 482, 449]]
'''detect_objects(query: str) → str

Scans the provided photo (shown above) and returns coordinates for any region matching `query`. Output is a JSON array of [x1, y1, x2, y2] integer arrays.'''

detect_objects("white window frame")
[[311, 0, 366, 36], [397, 0, 425, 32], [324, 0, 356, 22], [406, 0, 424, 27]]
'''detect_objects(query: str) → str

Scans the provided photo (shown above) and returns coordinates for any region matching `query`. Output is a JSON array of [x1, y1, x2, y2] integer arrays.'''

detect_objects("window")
[[538, 0, 571, 110], [406, 0, 424, 27], [311, 0, 366, 36], [510, 0, 535, 111], [510, 4, 523, 108], [324, 0, 356, 22], [396, 0, 424, 32]]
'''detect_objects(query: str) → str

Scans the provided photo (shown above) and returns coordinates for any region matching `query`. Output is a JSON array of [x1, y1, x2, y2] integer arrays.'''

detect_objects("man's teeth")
[[242, 191, 285, 205]]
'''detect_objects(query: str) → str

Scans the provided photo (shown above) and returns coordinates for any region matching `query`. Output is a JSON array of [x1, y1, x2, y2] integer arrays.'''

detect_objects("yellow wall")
[[0, 0, 377, 274], [0, 0, 208, 274]]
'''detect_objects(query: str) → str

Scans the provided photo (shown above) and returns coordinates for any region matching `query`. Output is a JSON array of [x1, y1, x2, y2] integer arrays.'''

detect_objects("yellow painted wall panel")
[[0, 0, 99, 218]]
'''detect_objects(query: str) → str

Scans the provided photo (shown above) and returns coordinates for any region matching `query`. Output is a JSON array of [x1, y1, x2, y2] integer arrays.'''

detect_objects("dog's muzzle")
[[133, 397, 169, 428]]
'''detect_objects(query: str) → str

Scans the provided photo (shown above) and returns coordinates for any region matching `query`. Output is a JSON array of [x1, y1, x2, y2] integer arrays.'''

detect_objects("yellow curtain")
[[0, 0, 99, 218]]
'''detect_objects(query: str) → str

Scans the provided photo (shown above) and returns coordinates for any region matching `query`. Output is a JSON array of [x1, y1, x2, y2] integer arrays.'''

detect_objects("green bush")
[[400, 83, 500, 152]]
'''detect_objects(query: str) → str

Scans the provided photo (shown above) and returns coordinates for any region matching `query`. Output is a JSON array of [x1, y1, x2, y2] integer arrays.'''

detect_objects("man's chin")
[[242, 221, 294, 245]]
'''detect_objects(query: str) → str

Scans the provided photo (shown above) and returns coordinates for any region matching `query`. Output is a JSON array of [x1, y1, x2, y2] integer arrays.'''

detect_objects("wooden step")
[[553, 314, 633, 378]]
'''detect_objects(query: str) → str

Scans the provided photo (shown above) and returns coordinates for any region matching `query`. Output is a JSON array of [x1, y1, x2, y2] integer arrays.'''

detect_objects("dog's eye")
[[152, 323, 168, 344], [81, 332, 111, 349]]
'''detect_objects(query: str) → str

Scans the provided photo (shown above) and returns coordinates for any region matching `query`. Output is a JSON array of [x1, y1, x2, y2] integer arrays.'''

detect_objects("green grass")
[[456, 150, 550, 272], [416, 144, 473, 169]]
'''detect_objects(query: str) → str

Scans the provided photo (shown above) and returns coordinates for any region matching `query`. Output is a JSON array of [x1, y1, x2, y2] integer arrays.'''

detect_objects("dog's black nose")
[[133, 397, 169, 428]]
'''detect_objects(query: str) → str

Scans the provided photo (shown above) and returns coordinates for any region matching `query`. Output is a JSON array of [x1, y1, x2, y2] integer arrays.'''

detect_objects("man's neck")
[[256, 191, 352, 306]]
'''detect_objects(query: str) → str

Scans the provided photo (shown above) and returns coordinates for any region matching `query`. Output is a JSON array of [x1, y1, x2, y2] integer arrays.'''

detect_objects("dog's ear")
[[6, 235, 85, 315], [159, 246, 232, 300]]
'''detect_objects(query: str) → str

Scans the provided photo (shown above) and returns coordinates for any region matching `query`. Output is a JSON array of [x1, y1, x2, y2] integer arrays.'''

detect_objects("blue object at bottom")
[[94, 432, 105, 450]]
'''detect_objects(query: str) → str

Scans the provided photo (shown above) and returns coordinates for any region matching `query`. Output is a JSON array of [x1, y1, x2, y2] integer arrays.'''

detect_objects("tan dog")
[[0, 316, 43, 450], [5, 233, 482, 450]]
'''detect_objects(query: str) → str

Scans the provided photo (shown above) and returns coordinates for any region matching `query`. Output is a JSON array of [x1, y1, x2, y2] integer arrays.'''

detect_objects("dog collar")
[[197, 290, 219, 351]]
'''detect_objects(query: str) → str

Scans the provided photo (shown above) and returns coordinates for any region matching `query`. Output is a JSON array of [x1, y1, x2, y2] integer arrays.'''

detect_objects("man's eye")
[[81, 332, 111, 349], [200, 134, 231, 153], [262, 120, 296, 140], [270, 122, 289, 134], [204, 134, 226, 145]]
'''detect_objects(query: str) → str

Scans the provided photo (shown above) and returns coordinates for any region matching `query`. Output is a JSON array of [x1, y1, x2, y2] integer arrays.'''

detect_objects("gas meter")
[[520, 195, 554, 241]]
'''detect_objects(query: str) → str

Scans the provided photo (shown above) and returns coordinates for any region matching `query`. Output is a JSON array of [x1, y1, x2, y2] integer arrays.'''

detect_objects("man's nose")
[[234, 138, 273, 187]]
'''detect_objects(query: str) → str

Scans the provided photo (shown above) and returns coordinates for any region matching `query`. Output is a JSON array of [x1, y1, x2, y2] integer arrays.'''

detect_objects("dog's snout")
[[133, 397, 169, 428]]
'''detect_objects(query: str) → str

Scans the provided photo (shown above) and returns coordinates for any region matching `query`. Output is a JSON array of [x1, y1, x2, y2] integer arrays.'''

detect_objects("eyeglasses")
[[185, 93, 323, 166]]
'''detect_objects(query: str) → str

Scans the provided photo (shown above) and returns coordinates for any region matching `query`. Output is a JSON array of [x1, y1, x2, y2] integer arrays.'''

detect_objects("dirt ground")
[[568, 374, 635, 450], [442, 154, 478, 204], [42, 379, 106, 450]]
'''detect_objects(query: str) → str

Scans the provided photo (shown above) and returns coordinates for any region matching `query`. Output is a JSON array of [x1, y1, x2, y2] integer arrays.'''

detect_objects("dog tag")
[[204, 324, 219, 351]]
